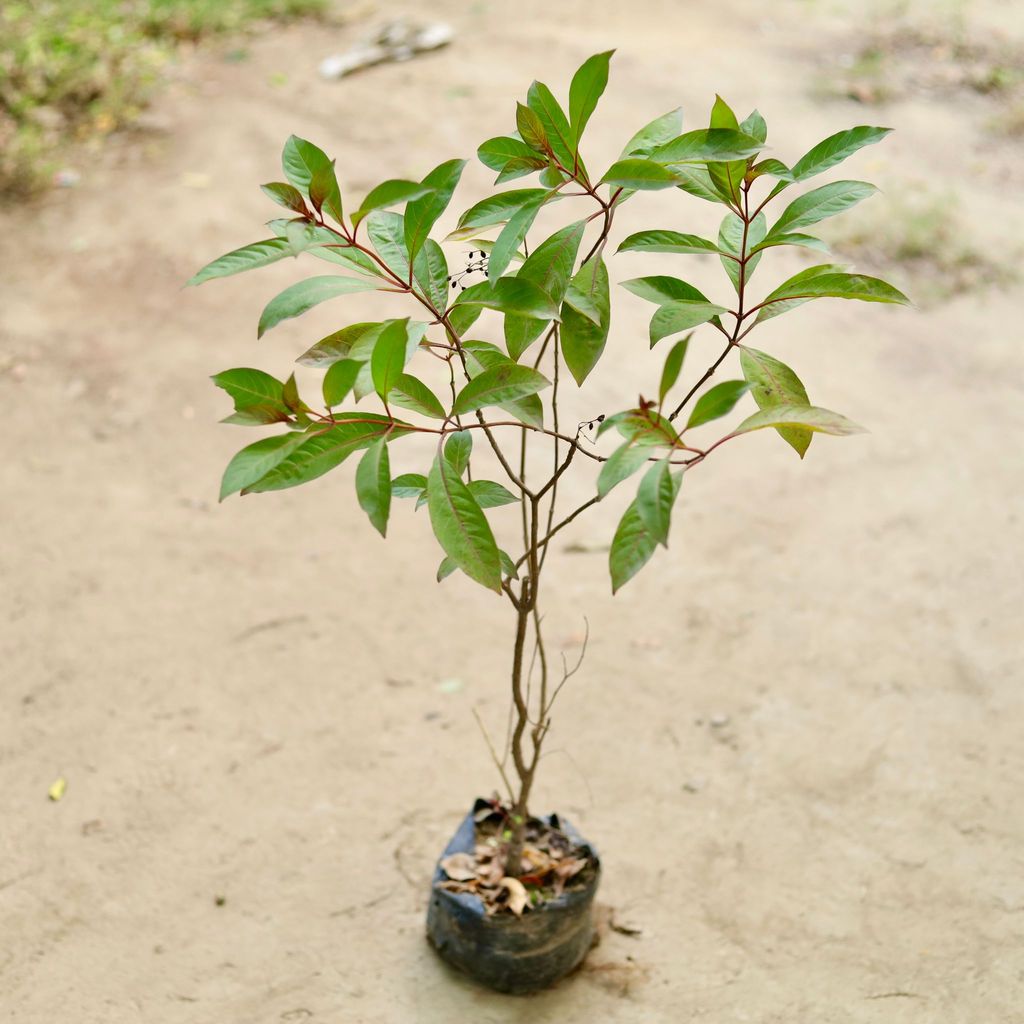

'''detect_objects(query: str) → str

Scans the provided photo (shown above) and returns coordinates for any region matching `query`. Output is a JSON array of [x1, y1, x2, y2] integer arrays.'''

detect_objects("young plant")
[[190, 52, 908, 878]]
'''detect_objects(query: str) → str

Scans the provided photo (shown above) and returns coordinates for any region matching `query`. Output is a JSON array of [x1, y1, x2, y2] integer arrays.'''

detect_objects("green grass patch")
[[0, 0, 330, 198]]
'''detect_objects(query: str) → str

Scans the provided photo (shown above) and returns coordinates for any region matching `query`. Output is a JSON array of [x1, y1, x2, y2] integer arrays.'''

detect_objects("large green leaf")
[[601, 159, 682, 191], [427, 455, 502, 593], [651, 128, 763, 164], [468, 479, 519, 508], [355, 438, 391, 536], [620, 107, 683, 157], [189, 238, 293, 286], [322, 359, 363, 407], [366, 210, 410, 279], [388, 372, 446, 419], [620, 275, 710, 306], [444, 430, 473, 476], [261, 182, 307, 214], [740, 346, 813, 458], [454, 278, 560, 320], [515, 221, 586, 305], [478, 136, 545, 171], [453, 363, 550, 415], [212, 368, 286, 411], [462, 340, 544, 428], [756, 269, 911, 324], [674, 165, 724, 204], [561, 256, 610, 385], [298, 322, 381, 367], [413, 238, 449, 312], [598, 440, 652, 497], [351, 179, 434, 226], [617, 230, 721, 256], [569, 50, 613, 145], [791, 126, 892, 181], [686, 380, 751, 429], [282, 136, 342, 221], [734, 404, 864, 437], [767, 180, 877, 238], [219, 432, 308, 501], [404, 158, 467, 264], [649, 300, 728, 345], [718, 211, 766, 292], [257, 276, 379, 337], [609, 499, 657, 594], [371, 318, 411, 401], [658, 334, 691, 404], [244, 414, 411, 493], [454, 188, 548, 234], [527, 81, 581, 176], [486, 196, 545, 282], [636, 457, 678, 547]]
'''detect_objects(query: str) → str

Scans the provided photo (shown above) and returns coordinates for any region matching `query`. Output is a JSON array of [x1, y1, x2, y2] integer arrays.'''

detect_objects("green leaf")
[[444, 430, 473, 476], [686, 380, 751, 429], [649, 300, 728, 345], [352, 179, 434, 226], [462, 341, 544, 428], [282, 137, 341, 220], [282, 372, 309, 415], [601, 158, 682, 190], [308, 164, 343, 225], [710, 95, 739, 131], [673, 165, 724, 204], [620, 275, 710, 306], [515, 221, 586, 305], [447, 301, 481, 337], [561, 256, 610, 385], [767, 180, 877, 238], [297, 322, 381, 367], [718, 211, 766, 292], [599, 408, 680, 448], [455, 278, 560, 320], [453, 363, 550, 415], [436, 556, 458, 582], [454, 188, 548, 233], [468, 479, 519, 508], [212, 368, 286, 411], [739, 109, 767, 144], [651, 129, 763, 164], [609, 499, 657, 594], [734, 404, 865, 438], [516, 102, 549, 151], [478, 136, 546, 170], [267, 221, 382, 278], [748, 233, 830, 256], [392, 472, 427, 499], [636, 457, 678, 547], [749, 158, 793, 183], [493, 156, 550, 184], [404, 158, 467, 264], [355, 438, 391, 536], [261, 182, 307, 214], [569, 50, 613, 144], [220, 405, 291, 426], [740, 346, 813, 458], [388, 372, 446, 419], [427, 455, 502, 593], [244, 414, 411, 493], [527, 81, 581, 176], [371, 318, 410, 401], [322, 359, 363, 407], [486, 196, 544, 281], [257, 275, 379, 337], [620, 107, 683, 157], [219, 432, 308, 501], [189, 238, 293, 286], [366, 210, 410, 279], [413, 238, 449, 311], [598, 440, 652, 497], [658, 334, 691, 404], [617, 230, 721, 256], [791, 126, 892, 181], [756, 270, 911, 324]]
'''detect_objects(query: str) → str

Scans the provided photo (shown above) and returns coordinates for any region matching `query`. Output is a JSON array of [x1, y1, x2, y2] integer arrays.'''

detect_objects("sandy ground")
[[3, 0, 1024, 1020]]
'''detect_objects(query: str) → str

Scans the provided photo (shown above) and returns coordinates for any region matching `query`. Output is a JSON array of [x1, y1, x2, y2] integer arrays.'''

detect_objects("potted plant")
[[189, 51, 908, 994]]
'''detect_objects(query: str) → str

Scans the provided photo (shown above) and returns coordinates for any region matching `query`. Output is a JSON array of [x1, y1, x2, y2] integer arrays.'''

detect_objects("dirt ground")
[[3, 0, 1023, 1021]]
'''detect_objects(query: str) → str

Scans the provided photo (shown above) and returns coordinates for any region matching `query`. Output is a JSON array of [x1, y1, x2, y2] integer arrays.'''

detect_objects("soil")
[[2, 1, 1023, 1021]]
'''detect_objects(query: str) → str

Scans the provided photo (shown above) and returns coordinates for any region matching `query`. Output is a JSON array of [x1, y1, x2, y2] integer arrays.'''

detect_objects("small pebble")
[[709, 713, 730, 728]]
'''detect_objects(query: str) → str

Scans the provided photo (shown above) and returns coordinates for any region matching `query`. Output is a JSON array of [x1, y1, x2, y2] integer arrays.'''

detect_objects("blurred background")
[[2, 1, 1022, 1021]]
